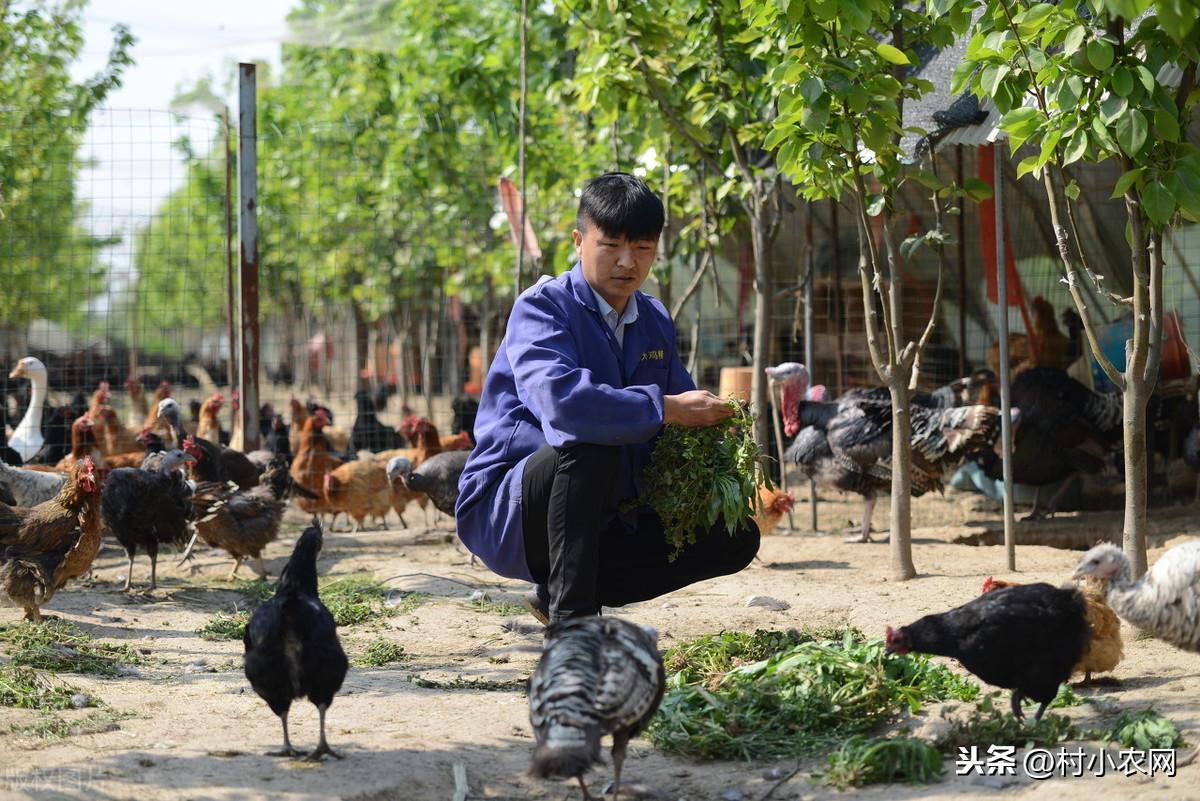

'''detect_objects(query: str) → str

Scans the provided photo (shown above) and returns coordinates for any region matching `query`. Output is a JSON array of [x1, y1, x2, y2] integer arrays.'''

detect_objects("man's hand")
[[663, 391, 734, 428]]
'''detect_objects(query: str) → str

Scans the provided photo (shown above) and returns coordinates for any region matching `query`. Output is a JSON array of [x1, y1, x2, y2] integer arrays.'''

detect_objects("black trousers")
[[521, 443, 760, 622]]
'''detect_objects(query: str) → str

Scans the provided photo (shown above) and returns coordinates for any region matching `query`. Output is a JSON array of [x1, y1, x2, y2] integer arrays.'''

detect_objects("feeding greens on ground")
[[466, 592, 526, 616], [662, 628, 860, 688], [937, 694, 1078, 751], [8, 709, 131, 742], [197, 573, 414, 639], [648, 630, 978, 760], [410, 675, 527, 693], [629, 402, 768, 556], [819, 735, 945, 789], [0, 620, 143, 677], [1097, 708, 1185, 750], [0, 665, 96, 711], [356, 638, 408, 667]]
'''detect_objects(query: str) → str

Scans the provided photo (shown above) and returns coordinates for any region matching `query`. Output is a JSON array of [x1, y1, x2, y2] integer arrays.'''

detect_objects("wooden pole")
[[224, 108, 237, 396], [994, 142, 1016, 571], [234, 63, 260, 452]]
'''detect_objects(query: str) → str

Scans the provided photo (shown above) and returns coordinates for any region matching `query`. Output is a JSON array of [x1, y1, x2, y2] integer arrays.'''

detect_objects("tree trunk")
[[353, 302, 370, 393], [888, 380, 917, 580], [748, 197, 772, 449], [1122, 382, 1150, 576]]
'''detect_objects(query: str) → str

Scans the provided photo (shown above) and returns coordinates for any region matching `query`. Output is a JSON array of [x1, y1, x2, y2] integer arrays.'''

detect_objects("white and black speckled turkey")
[[1073, 541, 1200, 653], [528, 616, 664, 800]]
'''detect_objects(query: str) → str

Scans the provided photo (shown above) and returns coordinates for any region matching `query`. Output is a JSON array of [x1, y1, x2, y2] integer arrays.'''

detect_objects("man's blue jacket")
[[454, 263, 694, 580]]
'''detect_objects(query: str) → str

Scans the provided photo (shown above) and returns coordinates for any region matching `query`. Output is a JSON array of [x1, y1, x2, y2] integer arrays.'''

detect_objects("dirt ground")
[[2, 489, 1199, 801]]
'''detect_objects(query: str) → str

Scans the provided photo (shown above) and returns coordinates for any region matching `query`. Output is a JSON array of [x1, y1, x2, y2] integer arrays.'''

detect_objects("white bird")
[[8, 357, 48, 462], [0, 459, 66, 507], [529, 617, 664, 800], [1073, 541, 1200, 653]]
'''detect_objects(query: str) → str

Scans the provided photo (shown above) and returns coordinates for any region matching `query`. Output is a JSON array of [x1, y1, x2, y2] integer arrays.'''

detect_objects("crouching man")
[[455, 172, 759, 623]]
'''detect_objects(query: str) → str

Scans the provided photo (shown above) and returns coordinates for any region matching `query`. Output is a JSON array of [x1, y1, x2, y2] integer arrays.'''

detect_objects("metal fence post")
[[235, 63, 260, 451]]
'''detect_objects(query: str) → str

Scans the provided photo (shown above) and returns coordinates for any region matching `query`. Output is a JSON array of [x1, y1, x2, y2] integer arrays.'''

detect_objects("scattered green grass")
[[663, 628, 858, 688], [0, 620, 143, 677], [1093, 708, 1185, 750], [8, 709, 131, 743], [1036, 683, 1083, 710], [355, 638, 409, 667], [937, 694, 1078, 752], [466, 593, 526, 616], [410, 675, 527, 693], [197, 611, 249, 642], [647, 630, 978, 761], [0, 665, 96, 711], [819, 735, 945, 789]]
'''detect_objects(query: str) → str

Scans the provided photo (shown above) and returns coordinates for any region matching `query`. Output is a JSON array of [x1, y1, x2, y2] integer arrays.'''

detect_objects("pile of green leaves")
[[0, 665, 95, 711], [1097, 708, 1185, 750], [662, 628, 859, 688], [356, 638, 408, 667], [647, 631, 978, 760], [819, 735, 945, 789], [9, 710, 130, 743], [197, 611, 250, 642], [937, 694, 1078, 752], [0, 621, 143, 677], [633, 402, 767, 557]]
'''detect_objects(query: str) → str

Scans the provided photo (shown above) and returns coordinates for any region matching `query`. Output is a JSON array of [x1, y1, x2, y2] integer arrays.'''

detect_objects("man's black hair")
[[575, 172, 664, 241]]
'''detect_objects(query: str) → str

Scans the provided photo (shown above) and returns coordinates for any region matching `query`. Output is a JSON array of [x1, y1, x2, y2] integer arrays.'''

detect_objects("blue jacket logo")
[[641, 349, 665, 362]]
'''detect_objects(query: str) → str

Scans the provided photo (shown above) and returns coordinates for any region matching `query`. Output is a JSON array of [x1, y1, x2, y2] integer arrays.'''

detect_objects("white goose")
[[8, 356, 48, 462]]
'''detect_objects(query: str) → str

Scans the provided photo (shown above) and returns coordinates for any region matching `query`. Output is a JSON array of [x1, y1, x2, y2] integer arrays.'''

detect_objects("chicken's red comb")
[[82, 455, 95, 473], [981, 576, 998, 594], [183, 435, 197, 449]]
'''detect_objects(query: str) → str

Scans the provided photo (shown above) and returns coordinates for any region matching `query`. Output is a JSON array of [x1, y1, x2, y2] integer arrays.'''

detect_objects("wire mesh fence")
[[3, 101, 1200, 475]]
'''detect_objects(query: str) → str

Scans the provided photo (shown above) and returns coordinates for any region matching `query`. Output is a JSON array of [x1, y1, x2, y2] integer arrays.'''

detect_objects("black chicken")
[[101, 449, 195, 591], [182, 435, 260, 490], [243, 519, 348, 761], [529, 617, 664, 800], [385, 450, 469, 516], [887, 582, 1091, 721], [31, 405, 74, 465], [972, 368, 1121, 519], [349, 389, 405, 453], [787, 398, 999, 541], [451, 394, 479, 444], [0, 407, 22, 466]]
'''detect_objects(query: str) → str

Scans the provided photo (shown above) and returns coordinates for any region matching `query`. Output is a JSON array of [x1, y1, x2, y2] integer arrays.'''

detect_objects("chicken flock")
[[4, 353, 1200, 798]]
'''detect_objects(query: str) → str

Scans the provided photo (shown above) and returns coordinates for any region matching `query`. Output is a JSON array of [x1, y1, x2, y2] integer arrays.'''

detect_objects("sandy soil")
[[2, 489, 1199, 801]]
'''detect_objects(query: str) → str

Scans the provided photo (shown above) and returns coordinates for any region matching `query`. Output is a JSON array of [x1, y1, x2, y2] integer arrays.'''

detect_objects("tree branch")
[[912, 154, 947, 389]]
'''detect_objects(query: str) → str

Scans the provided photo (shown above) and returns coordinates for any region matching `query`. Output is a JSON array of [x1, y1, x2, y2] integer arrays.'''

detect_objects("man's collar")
[[590, 286, 639, 325]]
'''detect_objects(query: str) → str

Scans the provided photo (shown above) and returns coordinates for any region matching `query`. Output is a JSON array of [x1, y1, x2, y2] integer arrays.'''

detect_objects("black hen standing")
[[243, 519, 348, 761], [886, 583, 1091, 721], [182, 434, 260, 490], [529, 617, 664, 800], [349, 389, 405, 453], [101, 449, 195, 590]]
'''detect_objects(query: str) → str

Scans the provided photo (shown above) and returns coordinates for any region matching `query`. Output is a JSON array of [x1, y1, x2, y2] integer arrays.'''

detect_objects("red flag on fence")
[[497, 177, 542, 261], [977, 144, 1022, 307]]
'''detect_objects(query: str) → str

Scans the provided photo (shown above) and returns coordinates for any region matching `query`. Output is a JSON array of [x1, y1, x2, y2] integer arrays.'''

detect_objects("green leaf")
[[1063, 25, 1086, 55], [1065, 180, 1081, 199], [1141, 180, 1175, 225], [1091, 116, 1118, 151], [1115, 108, 1148, 156], [909, 169, 945, 191], [866, 194, 887, 216], [846, 83, 869, 113], [1099, 93, 1128, 125], [800, 76, 825, 104], [764, 124, 792, 152], [1063, 129, 1088, 165], [1135, 65, 1156, 93], [962, 177, 993, 201], [1087, 39, 1114, 71], [1154, 108, 1180, 143], [1016, 154, 1042, 179], [982, 64, 1010, 97], [1112, 68, 1133, 98], [1111, 167, 1144, 198], [876, 43, 910, 65]]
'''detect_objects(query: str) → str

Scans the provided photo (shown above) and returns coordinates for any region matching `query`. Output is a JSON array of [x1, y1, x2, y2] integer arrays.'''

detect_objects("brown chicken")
[[439, 431, 474, 452], [181, 458, 301, 578], [88, 381, 111, 418], [126, 377, 148, 428], [323, 460, 393, 533], [986, 297, 1071, 377], [0, 458, 103, 620], [375, 417, 445, 525], [290, 410, 343, 517], [55, 415, 102, 471], [141, 380, 173, 430], [982, 576, 1123, 684], [196, 393, 225, 444], [752, 486, 796, 535], [92, 405, 143, 458], [288, 397, 308, 456]]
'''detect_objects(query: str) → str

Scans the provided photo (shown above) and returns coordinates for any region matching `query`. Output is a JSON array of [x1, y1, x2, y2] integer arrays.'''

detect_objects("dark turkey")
[[386, 450, 469, 516], [791, 398, 999, 541], [973, 368, 1121, 518], [529, 616, 664, 800]]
